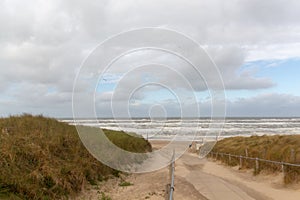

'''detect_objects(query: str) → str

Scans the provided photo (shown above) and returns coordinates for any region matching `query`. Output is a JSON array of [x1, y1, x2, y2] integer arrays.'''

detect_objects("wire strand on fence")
[[209, 152, 300, 167]]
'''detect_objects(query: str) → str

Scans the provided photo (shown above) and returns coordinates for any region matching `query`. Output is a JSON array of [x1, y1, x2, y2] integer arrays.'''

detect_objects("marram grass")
[[0, 114, 151, 199], [210, 135, 300, 184]]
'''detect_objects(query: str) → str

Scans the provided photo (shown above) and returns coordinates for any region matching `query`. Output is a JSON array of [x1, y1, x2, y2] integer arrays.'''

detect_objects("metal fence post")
[[169, 150, 175, 200]]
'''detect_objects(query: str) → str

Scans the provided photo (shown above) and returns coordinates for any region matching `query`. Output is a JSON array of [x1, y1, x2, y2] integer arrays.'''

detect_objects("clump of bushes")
[[209, 135, 300, 184], [0, 114, 151, 199]]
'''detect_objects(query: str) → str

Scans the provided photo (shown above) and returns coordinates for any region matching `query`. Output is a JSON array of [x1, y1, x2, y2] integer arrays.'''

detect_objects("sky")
[[1, 0, 300, 118]]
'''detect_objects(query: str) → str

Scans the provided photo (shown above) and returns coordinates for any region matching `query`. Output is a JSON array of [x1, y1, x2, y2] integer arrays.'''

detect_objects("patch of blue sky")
[[242, 58, 300, 96], [47, 86, 57, 94], [96, 73, 122, 92], [96, 82, 116, 93], [131, 88, 209, 106], [101, 73, 122, 83], [133, 88, 178, 104]]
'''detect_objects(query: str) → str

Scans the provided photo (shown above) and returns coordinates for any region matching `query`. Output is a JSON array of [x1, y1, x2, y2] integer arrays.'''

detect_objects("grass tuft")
[[118, 181, 133, 187]]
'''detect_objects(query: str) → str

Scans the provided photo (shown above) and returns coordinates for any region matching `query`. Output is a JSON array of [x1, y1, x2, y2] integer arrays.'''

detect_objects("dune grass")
[[210, 135, 300, 184], [0, 114, 151, 199]]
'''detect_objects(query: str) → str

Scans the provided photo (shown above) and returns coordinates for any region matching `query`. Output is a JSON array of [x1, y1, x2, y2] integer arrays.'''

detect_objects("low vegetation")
[[209, 135, 300, 184], [100, 192, 111, 200], [118, 181, 133, 187], [0, 114, 151, 199]]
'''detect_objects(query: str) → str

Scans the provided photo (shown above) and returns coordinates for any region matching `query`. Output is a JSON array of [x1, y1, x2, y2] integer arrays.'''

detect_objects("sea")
[[60, 118, 300, 141]]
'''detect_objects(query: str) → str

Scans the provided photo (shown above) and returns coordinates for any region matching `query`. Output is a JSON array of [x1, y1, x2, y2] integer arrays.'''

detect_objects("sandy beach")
[[76, 140, 300, 200]]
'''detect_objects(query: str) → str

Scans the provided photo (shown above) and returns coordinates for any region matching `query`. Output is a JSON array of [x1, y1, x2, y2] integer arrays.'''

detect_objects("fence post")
[[216, 152, 218, 160], [255, 157, 259, 174], [245, 148, 248, 157], [239, 155, 242, 168], [228, 154, 231, 165], [281, 162, 285, 177], [168, 150, 175, 200]]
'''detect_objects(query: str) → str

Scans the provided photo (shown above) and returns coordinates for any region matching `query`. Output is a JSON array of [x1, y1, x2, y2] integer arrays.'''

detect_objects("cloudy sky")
[[1, 0, 300, 118]]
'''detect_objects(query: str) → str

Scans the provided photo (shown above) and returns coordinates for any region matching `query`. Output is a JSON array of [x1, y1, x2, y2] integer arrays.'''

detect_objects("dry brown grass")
[[0, 114, 151, 199], [210, 135, 300, 184]]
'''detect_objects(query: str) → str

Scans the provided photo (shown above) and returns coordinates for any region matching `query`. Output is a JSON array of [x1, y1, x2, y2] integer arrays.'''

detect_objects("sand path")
[[202, 159, 300, 200], [174, 153, 267, 200], [76, 141, 300, 199]]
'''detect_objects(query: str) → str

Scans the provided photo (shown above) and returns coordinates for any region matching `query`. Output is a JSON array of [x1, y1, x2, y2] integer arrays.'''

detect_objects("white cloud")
[[245, 43, 300, 61], [1, 0, 300, 117]]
